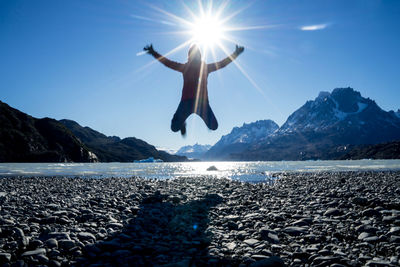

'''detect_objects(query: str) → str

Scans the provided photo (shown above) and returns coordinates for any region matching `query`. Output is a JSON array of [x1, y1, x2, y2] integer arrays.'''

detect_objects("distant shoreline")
[[1, 160, 400, 181]]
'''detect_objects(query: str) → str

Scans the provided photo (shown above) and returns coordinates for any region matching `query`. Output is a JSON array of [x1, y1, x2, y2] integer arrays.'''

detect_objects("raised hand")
[[235, 45, 244, 55], [143, 44, 155, 54]]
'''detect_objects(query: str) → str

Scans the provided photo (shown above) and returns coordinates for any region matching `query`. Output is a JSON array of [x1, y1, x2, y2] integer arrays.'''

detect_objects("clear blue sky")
[[1, 0, 399, 150]]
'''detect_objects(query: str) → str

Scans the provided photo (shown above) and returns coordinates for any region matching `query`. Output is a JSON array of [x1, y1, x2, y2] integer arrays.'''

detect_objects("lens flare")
[[191, 15, 225, 49], [136, 0, 282, 112]]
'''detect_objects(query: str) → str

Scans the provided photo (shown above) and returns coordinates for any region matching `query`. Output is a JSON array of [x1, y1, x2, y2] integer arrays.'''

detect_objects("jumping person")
[[144, 43, 244, 135]]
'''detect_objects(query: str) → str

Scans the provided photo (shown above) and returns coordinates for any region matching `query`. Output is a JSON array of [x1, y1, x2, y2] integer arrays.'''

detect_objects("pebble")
[[21, 248, 46, 257], [244, 238, 260, 247], [77, 232, 96, 242], [58, 239, 75, 250], [363, 208, 381, 217], [225, 241, 237, 250], [283, 226, 307, 236], [0, 253, 11, 263], [358, 232, 370, 240], [324, 208, 341, 217], [45, 238, 58, 249], [0, 172, 398, 266]]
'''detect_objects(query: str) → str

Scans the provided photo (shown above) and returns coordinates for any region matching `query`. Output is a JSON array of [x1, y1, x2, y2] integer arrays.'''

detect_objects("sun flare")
[[190, 15, 225, 49], [138, 0, 276, 104]]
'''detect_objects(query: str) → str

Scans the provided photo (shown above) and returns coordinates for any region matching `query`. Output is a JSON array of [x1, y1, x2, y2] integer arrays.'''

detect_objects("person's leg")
[[171, 100, 193, 133], [198, 101, 218, 130]]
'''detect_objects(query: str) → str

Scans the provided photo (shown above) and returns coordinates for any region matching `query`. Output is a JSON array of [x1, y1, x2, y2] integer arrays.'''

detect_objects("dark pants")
[[171, 99, 218, 132]]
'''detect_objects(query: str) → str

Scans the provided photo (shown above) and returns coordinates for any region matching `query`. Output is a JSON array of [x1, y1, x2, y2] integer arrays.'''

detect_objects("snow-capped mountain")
[[277, 87, 400, 144], [175, 143, 211, 159], [280, 88, 371, 132], [205, 120, 279, 159], [395, 109, 400, 119], [231, 88, 400, 161]]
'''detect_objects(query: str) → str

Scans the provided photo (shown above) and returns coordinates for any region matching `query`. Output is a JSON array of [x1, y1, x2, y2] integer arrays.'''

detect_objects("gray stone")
[[244, 238, 261, 247], [227, 220, 238, 230], [13, 227, 25, 238], [251, 254, 270, 260], [47, 249, 61, 258], [248, 256, 285, 267], [36, 254, 49, 264], [266, 233, 280, 243], [225, 215, 240, 221], [291, 218, 311, 226], [260, 228, 277, 241], [364, 236, 379, 243], [29, 239, 43, 248], [356, 225, 378, 234], [352, 197, 369, 206], [49, 260, 61, 267], [226, 241, 237, 250], [312, 256, 342, 265], [0, 218, 14, 225], [383, 216, 397, 223], [106, 222, 123, 229], [46, 238, 58, 249], [77, 232, 96, 242], [362, 208, 381, 217], [18, 236, 29, 247], [48, 232, 70, 240], [358, 232, 370, 240], [389, 227, 400, 235], [390, 235, 400, 243], [58, 239, 75, 250], [0, 253, 11, 263], [237, 230, 248, 240], [21, 248, 46, 257], [207, 165, 218, 171], [84, 243, 102, 255], [324, 208, 341, 217], [365, 260, 392, 266], [283, 226, 307, 236]]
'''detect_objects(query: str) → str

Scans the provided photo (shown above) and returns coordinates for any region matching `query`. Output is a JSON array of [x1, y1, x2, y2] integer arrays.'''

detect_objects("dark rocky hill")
[[0, 101, 97, 162], [59, 120, 187, 162], [340, 141, 400, 160], [0, 100, 186, 162]]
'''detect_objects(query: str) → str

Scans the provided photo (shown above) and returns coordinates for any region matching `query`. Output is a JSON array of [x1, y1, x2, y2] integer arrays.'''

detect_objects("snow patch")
[[334, 101, 368, 120], [357, 102, 368, 113], [395, 110, 400, 119]]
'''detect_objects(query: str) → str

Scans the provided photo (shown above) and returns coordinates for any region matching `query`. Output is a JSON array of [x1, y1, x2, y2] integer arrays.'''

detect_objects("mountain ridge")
[[175, 143, 211, 159], [0, 100, 186, 162], [203, 88, 400, 161], [0, 100, 96, 162], [205, 119, 279, 159], [231, 88, 400, 160], [60, 119, 187, 162]]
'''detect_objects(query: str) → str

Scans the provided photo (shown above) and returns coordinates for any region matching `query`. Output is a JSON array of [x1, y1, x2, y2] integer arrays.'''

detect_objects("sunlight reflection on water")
[[0, 160, 400, 183]]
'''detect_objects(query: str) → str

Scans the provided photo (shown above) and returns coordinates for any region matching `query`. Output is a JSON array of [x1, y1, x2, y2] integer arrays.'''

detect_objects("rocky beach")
[[0, 171, 400, 266]]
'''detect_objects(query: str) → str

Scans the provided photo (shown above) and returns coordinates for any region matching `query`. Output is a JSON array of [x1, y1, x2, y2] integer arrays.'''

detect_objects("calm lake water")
[[1, 160, 400, 182]]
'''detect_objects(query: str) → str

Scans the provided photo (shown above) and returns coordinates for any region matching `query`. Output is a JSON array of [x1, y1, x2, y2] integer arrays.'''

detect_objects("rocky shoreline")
[[0, 171, 400, 266]]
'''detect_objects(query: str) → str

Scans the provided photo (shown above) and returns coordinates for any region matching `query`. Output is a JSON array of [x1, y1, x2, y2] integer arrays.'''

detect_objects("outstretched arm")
[[207, 45, 244, 73], [144, 44, 184, 72]]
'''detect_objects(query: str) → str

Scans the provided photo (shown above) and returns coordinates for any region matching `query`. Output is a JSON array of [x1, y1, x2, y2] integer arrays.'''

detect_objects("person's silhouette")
[[144, 43, 244, 135]]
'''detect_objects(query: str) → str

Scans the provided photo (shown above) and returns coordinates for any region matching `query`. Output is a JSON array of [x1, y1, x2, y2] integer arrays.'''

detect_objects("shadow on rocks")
[[76, 191, 228, 266]]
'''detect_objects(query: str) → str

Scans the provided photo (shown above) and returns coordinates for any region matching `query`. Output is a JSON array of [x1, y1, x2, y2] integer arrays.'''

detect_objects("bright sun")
[[191, 15, 225, 48]]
